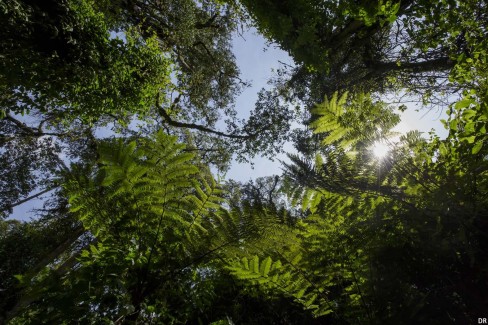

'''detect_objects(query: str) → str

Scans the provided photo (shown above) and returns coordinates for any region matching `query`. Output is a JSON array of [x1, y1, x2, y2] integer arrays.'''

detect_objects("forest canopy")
[[1, 0, 488, 323]]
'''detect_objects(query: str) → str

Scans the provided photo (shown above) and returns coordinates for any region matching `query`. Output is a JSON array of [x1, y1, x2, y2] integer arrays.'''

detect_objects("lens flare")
[[372, 141, 389, 159]]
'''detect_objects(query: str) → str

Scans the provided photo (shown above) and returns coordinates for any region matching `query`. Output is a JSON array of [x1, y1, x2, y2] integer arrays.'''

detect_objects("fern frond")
[[227, 254, 332, 317]]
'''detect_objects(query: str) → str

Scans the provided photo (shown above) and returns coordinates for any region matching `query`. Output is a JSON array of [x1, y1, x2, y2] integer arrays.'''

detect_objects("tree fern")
[[310, 92, 400, 150], [227, 254, 334, 317], [187, 176, 226, 235], [66, 131, 200, 238], [10, 130, 247, 323]]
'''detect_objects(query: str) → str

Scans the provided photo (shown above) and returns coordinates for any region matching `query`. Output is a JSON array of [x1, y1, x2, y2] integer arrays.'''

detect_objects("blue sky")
[[223, 30, 295, 181]]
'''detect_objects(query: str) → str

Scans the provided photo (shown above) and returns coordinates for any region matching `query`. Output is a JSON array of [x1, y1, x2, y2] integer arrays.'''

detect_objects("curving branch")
[[156, 95, 257, 140], [3, 114, 67, 137], [158, 107, 255, 139]]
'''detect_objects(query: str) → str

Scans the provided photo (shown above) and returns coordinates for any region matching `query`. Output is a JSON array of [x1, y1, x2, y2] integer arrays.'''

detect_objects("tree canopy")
[[240, 0, 487, 104], [1, 0, 488, 323]]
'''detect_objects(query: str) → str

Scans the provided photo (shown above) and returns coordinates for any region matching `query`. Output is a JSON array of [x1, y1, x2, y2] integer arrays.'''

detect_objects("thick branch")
[[336, 57, 454, 92], [193, 41, 215, 60], [4, 114, 66, 137], [4, 114, 36, 134], [6, 187, 58, 211], [268, 175, 280, 205], [371, 57, 454, 74], [175, 49, 193, 71], [158, 106, 256, 140], [329, 19, 366, 47]]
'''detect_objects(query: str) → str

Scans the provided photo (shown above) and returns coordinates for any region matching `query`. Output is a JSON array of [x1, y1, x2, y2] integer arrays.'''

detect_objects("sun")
[[372, 141, 389, 159]]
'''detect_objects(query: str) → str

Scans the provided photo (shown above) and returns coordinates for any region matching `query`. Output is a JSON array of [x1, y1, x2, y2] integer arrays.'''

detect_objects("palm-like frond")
[[310, 92, 400, 150], [227, 254, 334, 317]]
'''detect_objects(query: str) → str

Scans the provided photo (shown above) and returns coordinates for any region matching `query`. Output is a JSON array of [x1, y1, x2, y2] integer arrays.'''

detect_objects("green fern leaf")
[[260, 256, 272, 277]]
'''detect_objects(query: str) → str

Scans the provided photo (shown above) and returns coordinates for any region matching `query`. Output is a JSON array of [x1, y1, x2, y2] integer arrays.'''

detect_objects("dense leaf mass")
[[241, 0, 487, 103]]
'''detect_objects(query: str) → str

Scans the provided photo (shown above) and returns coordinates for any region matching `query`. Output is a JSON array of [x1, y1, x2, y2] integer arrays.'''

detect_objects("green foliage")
[[227, 254, 333, 317], [239, 0, 487, 104], [0, 130, 60, 217], [0, 192, 81, 320], [238, 0, 332, 70], [3, 0, 488, 323], [310, 92, 399, 150], [8, 131, 205, 322], [219, 84, 488, 322], [0, 0, 171, 124], [96, 0, 248, 125], [1, 0, 293, 172], [279, 90, 488, 322], [7, 131, 296, 323], [344, 0, 401, 27]]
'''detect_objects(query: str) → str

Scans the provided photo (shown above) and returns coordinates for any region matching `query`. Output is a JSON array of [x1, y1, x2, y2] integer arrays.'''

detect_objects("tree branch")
[[157, 103, 256, 140], [4, 114, 67, 138], [5, 187, 58, 211], [195, 13, 220, 29], [328, 0, 415, 51], [4, 114, 36, 134], [372, 57, 454, 74]]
